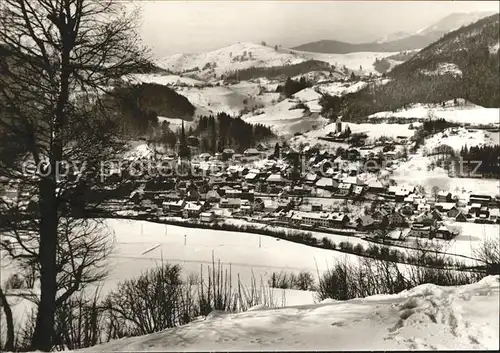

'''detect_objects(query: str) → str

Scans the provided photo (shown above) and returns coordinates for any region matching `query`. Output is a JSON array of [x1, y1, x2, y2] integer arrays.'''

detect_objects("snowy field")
[[2, 218, 497, 346], [316, 80, 369, 96], [126, 73, 281, 117], [242, 98, 329, 136], [289, 49, 401, 75], [291, 88, 322, 112], [80, 275, 500, 351], [423, 127, 497, 152], [290, 121, 414, 148], [175, 86, 257, 116], [391, 152, 500, 197], [369, 99, 500, 126], [438, 222, 500, 259], [102, 218, 360, 291], [1, 218, 356, 334], [126, 73, 206, 87]]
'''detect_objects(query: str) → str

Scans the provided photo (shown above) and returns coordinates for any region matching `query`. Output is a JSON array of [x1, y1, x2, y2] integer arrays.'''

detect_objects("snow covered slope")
[[290, 49, 400, 75], [369, 99, 500, 126], [155, 42, 305, 80], [126, 73, 206, 87], [242, 98, 328, 136], [174, 85, 258, 116], [79, 276, 500, 351], [155, 42, 401, 80]]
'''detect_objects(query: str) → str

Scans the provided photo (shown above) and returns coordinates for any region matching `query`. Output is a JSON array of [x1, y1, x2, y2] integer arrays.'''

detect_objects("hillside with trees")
[[224, 60, 336, 81], [107, 83, 196, 135], [276, 77, 312, 98], [458, 145, 500, 179], [331, 14, 499, 120], [192, 113, 274, 153]]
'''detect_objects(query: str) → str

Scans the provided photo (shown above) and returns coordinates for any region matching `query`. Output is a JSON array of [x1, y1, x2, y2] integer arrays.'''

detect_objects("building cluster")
[[2, 137, 498, 246], [107, 141, 500, 244]]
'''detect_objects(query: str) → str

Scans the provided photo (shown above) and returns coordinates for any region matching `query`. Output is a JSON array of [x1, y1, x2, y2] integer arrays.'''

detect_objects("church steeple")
[[335, 116, 342, 134]]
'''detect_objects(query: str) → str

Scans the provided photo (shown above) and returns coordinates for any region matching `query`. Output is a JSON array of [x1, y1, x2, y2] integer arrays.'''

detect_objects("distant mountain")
[[391, 13, 499, 84], [415, 11, 496, 36], [293, 11, 497, 54], [292, 36, 430, 54], [376, 31, 411, 44], [337, 14, 500, 120]]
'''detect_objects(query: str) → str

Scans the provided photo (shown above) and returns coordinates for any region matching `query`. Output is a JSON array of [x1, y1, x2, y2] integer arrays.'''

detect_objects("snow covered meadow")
[[6, 217, 493, 351], [368, 99, 500, 126]]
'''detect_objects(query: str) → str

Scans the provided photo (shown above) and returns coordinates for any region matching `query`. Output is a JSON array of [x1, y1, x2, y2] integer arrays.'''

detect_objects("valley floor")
[[79, 276, 499, 351]]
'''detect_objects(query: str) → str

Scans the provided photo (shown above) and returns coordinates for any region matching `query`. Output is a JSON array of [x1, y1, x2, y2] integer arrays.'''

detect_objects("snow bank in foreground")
[[79, 276, 499, 351]]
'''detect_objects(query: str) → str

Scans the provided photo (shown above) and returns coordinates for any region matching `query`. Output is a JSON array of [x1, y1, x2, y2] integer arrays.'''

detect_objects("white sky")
[[134, 1, 499, 57]]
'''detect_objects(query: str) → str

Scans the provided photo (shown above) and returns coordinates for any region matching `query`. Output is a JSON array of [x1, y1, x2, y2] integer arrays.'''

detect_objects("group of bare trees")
[[0, 0, 147, 351]]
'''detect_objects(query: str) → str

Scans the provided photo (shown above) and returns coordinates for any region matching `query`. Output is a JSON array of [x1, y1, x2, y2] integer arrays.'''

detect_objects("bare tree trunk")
[[1, 1, 147, 350], [0, 287, 15, 351], [31, 179, 59, 351]]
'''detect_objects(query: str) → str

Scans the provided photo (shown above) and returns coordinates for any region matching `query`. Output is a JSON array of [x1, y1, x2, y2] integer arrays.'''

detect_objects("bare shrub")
[[53, 288, 106, 351], [315, 257, 484, 302], [268, 271, 315, 291], [473, 238, 500, 275], [101, 258, 284, 341], [197, 260, 237, 315], [295, 271, 315, 290], [104, 263, 187, 336]]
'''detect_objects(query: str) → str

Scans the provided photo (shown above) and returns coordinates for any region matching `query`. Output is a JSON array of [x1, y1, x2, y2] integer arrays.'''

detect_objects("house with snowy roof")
[[206, 190, 221, 203], [244, 148, 261, 157], [266, 173, 287, 185], [182, 201, 206, 218], [315, 177, 339, 191], [304, 172, 319, 185], [435, 224, 459, 240], [434, 202, 457, 212], [245, 172, 259, 182], [342, 175, 366, 186], [337, 183, 352, 196], [355, 215, 378, 231], [163, 199, 186, 214], [199, 152, 211, 161], [219, 198, 241, 209], [367, 179, 385, 193], [437, 191, 452, 202], [454, 211, 468, 222]]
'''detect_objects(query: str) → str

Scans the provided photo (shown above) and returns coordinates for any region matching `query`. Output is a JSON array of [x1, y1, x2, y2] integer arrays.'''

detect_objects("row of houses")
[[278, 210, 351, 229]]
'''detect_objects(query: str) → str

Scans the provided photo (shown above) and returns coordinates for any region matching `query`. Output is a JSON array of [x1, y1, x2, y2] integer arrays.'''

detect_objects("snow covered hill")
[[79, 276, 500, 351], [155, 42, 306, 81]]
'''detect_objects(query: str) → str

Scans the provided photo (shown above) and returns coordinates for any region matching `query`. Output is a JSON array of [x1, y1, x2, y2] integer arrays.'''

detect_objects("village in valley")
[[40, 113, 497, 259]]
